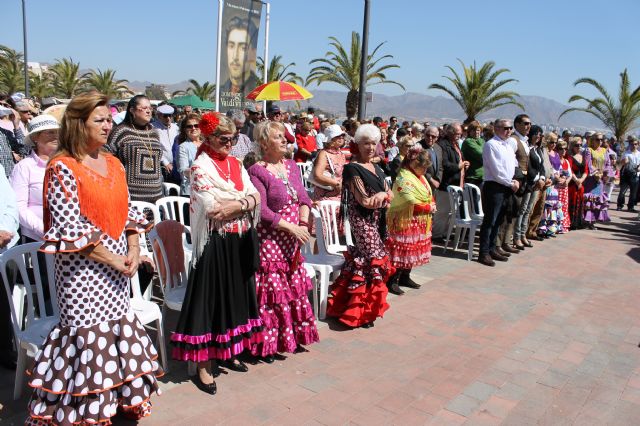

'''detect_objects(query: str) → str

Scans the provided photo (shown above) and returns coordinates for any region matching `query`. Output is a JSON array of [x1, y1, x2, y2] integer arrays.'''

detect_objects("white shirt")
[[0, 164, 19, 252], [624, 150, 640, 172], [152, 120, 180, 165], [315, 132, 327, 150], [483, 136, 517, 187]]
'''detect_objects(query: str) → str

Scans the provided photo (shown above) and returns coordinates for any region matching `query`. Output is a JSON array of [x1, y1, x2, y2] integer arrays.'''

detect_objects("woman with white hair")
[[9, 114, 59, 242], [326, 124, 395, 329]]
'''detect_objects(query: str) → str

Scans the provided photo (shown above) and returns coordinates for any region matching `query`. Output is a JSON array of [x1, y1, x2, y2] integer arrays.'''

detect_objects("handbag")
[[307, 155, 335, 190]]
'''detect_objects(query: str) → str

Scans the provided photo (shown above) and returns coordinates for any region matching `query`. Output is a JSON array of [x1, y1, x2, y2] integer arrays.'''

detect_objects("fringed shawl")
[[43, 154, 129, 240], [387, 167, 432, 234], [190, 151, 260, 266]]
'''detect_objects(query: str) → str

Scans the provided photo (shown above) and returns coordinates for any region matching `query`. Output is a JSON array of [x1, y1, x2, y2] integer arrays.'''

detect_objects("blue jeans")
[[479, 181, 511, 255]]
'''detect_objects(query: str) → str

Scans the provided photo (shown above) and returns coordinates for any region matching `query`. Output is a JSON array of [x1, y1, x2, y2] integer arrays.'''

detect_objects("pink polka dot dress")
[[248, 160, 319, 357]]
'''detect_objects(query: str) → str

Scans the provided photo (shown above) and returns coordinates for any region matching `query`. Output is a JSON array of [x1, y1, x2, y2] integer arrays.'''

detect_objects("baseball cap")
[[267, 104, 281, 115], [244, 103, 258, 113]]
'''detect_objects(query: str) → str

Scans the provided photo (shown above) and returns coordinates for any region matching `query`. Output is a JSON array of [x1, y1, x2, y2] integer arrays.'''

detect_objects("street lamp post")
[[357, 0, 370, 121], [22, 0, 29, 97]]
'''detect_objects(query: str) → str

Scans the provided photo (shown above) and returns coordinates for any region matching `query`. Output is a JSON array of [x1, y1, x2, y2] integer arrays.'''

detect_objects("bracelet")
[[299, 221, 309, 227], [239, 199, 248, 213], [248, 193, 257, 209]]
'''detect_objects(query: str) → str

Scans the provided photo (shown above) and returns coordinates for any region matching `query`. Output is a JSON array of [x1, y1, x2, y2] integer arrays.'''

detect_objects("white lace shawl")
[[190, 152, 260, 266]]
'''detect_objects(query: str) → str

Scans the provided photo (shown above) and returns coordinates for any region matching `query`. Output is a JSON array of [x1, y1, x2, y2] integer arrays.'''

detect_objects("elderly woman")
[[311, 124, 347, 203], [583, 132, 611, 227], [327, 124, 394, 329], [172, 113, 263, 395], [176, 113, 202, 196], [9, 114, 59, 242], [28, 92, 162, 424], [567, 137, 588, 229], [385, 146, 435, 295], [388, 135, 416, 182], [248, 121, 319, 363]]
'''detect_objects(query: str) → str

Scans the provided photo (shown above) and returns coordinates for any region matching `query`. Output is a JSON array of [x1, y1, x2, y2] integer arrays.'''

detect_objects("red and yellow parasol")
[[246, 81, 313, 101]]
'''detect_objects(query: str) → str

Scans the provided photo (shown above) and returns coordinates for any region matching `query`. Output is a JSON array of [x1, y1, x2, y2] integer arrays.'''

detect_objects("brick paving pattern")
[[1, 208, 639, 425]]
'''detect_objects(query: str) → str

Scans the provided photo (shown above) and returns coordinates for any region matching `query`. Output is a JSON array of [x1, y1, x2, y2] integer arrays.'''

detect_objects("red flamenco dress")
[[326, 163, 394, 328]]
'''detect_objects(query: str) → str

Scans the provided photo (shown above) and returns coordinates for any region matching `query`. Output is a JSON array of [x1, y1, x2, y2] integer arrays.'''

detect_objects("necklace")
[[212, 158, 231, 181], [265, 159, 298, 202]]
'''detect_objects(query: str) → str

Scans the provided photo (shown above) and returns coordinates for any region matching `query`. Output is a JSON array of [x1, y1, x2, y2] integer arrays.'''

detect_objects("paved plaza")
[[1, 208, 639, 425]]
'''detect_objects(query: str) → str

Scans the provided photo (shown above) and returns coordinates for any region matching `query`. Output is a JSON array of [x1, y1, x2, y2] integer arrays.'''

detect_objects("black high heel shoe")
[[263, 355, 275, 364], [193, 375, 217, 395]]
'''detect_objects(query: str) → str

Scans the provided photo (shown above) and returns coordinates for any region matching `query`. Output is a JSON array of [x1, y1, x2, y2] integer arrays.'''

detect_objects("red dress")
[[567, 155, 587, 229]]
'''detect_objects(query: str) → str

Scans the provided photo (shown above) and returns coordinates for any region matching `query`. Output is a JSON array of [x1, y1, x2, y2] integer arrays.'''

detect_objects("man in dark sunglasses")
[[478, 118, 520, 267]]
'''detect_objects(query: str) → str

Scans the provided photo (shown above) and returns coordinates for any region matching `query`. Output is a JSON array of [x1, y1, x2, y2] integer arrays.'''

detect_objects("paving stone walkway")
[[1, 208, 639, 425]]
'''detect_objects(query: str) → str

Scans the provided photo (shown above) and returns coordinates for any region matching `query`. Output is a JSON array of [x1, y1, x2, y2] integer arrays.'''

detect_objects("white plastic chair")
[[147, 223, 194, 374], [316, 200, 353, 255], [147, 224, 191, 316], [463, 183, 484, 221], [130, 273, 168, 373], [156, 196, 191, 226], [162, 182, 181, 197], [444, 185, 482, 261], [0, 242, 58, 399], [297, 161, 314, 196], [302, 208, 346, 320], [131, 200, 162, 225]]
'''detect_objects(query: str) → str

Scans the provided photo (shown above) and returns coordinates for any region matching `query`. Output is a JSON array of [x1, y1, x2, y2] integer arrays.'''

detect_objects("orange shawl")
[[43, 154, 129, 240]]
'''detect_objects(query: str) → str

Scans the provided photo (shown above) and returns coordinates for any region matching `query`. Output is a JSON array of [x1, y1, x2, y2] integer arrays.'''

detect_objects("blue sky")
[[2, 0, 639, 104]]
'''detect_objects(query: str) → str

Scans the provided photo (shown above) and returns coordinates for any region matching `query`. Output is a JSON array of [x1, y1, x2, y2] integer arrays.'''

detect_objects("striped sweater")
[[106, 124, 163, 203]]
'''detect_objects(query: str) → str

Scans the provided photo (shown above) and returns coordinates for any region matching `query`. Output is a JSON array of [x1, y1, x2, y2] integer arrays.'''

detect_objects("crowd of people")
[[0, 89, 638, 424]]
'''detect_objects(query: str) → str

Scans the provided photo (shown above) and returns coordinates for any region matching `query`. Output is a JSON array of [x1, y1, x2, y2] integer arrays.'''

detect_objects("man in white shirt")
[[478, 119, 519, 267], [617, 138, 640, 211], [0, 164, 19, 368], [152, 104, 180, 183]]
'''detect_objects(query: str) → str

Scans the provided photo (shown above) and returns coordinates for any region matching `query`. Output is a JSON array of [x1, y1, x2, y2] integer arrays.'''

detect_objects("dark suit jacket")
[[418, 139, 444, 191], [527, 146, 546, 189], [438, 139, 462, 187]]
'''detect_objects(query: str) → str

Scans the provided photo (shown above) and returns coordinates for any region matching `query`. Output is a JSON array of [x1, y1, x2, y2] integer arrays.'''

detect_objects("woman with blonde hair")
[[567, 137, 588, 229], [27, 92, 163, 424], [248, 120, 319, 362]]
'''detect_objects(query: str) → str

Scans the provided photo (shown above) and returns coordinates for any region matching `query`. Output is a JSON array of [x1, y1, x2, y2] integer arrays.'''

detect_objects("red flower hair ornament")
[[199, 112, 221, 136]]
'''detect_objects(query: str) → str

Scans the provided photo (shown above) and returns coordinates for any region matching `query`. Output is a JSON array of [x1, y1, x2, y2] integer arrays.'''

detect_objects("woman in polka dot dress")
[[26, 93, 163, 425], [248, 121, 319, 363]]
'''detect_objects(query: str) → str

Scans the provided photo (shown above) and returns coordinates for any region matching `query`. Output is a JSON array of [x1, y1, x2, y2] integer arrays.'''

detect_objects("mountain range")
[[127, 81, 604, 132]]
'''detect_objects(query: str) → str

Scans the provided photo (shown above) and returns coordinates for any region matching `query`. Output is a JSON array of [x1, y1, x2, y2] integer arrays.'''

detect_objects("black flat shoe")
[[399, 274, 421, 289], [223, 359, 248, 373], [193, 375, 217, 395], [263, 355, 275, 364], [294, 345, 309, 354], [361, 321, 375, 328]]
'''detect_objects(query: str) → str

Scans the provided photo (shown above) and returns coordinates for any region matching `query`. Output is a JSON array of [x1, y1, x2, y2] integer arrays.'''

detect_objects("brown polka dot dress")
[[26, 160, 163, 426]]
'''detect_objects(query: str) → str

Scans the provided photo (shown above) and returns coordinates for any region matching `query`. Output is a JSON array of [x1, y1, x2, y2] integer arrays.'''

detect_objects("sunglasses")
[[185, 124, 199, 129], [18, 110, 32, 114], [161, 114, 173, 118], [218, 135, 235, 144], [548, 141, 556, 144], [595, 138, 604, 141], [521, 122, 532, 126], [500, 126, 513, 130]]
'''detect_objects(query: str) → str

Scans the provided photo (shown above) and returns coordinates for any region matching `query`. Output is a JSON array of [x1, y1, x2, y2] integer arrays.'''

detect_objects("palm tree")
[[428, 59, 523, 124], [0, 45, 25, 94], [29, 71, 53, 101], [186, 79, 216, 101], [257, 55, 303, 84], [50, 57, 83, 98], [307, 31, 404, 118], [560, 69, 640, 143], [83, 68, 131, 98]]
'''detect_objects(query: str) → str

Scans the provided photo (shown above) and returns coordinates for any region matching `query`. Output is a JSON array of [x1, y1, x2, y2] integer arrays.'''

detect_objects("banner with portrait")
[[219, 0, 262, 113]]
